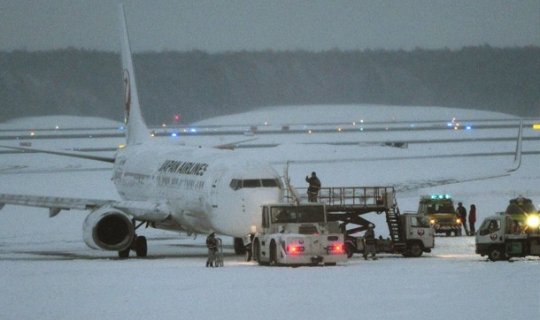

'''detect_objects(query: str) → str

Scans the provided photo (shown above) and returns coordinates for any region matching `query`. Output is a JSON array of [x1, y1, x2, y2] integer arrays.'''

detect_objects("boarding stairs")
[[288, 186, 403, 245]]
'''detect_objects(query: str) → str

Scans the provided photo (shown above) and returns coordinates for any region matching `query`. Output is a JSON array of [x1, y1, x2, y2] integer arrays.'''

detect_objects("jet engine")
[[83, 206, 135, 251]]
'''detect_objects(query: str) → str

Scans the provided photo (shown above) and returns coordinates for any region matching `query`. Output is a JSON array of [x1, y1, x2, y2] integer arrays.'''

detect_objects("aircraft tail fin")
[[119, 4, 150, 146], [507, 120, 523, 173]]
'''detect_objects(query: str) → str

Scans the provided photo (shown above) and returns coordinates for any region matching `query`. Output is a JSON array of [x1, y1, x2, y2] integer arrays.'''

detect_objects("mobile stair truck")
[[476, 197, 540, 261], [292, 186, 434, 258]]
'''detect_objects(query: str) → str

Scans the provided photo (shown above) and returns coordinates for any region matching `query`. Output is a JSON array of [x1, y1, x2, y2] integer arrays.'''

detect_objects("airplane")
[[0, 4, 283, 258], [0, 5, 524, 260]]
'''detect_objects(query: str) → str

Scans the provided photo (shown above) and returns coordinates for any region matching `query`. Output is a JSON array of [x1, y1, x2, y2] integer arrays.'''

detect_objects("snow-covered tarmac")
[[1, 106, 539, 319]]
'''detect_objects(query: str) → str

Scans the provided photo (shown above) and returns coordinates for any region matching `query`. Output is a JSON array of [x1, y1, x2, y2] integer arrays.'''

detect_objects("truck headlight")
[[456, 218, 462, 224], [526, 215, 540, 228]]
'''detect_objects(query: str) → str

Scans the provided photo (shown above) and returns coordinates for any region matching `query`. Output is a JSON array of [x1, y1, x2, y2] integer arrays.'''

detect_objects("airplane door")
[[210, 170, 227, 208]]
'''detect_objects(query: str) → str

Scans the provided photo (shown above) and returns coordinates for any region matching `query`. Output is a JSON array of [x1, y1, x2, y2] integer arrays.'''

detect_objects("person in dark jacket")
[[363, 224, 377, 260], [305, 172, 321, 202], [206, 232, 218, 267], [457, 202, 469, 236], [468, 204, 477, 236]]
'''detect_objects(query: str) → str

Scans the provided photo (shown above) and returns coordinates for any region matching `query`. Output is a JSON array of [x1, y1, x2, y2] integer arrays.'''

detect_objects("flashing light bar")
[[431, 194, 451, 200]]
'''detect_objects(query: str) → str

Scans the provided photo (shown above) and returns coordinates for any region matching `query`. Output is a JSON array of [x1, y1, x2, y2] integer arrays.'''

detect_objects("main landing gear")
[[118, 220, 148, 259]]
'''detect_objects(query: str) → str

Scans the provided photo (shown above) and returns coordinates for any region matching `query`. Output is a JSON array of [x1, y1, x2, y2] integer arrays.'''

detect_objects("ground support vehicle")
[[505, 196, 539, 224], [476, 211, 540, 261], [418, 194, 462, 236], [293, 186, 434, 258], [252, 203, 347, 266]]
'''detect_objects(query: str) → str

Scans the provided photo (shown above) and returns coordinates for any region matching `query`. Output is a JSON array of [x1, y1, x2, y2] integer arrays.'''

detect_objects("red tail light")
[[286, 244, 304, 255], [328, 243, 345, 254]]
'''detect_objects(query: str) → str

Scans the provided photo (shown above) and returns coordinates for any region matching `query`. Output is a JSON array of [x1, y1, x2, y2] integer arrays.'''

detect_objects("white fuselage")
[[112, 144, 283, 237]]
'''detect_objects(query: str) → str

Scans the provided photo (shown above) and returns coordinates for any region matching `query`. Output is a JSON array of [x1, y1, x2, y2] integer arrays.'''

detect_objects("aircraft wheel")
[[118, 247, 130, 259], [234, 237, 246, 254], [135, 236, 147, 257]]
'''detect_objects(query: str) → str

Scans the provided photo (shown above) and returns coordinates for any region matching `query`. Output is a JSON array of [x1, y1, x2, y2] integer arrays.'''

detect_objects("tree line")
[[1, 46, 539, 124]]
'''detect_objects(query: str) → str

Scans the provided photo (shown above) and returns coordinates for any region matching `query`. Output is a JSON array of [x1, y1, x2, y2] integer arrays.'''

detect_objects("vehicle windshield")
[[420, 200, 455, 214], [271, 206, 325, 223]]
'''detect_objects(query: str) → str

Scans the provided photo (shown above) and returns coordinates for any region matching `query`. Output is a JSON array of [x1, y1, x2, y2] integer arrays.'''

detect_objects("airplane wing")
[[0, 194, 171, 222], [0, 193, 112, 217], [0, 144, 116, 163]]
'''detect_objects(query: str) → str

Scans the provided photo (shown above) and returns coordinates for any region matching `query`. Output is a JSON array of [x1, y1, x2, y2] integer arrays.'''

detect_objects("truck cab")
[[418, 194, 462, 236], [399, 213, 435, 257], [252, 203, 347, 266], [476, 211, 540, 261]]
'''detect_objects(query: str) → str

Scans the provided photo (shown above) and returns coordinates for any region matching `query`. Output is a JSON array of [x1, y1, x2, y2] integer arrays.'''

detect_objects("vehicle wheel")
[[488, 246, 505, 261], [269, 241, 277, 265], [408, 242, 423, 257], [135, 236, 147, 257], [234, 237, 246, 255]]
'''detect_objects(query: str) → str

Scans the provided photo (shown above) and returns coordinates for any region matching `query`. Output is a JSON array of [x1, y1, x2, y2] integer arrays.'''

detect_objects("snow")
[[1, 105, 539, 320]]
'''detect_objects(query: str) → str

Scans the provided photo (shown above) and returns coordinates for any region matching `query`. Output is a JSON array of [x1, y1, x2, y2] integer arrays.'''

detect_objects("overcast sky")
[[1, 0, 539, 53]]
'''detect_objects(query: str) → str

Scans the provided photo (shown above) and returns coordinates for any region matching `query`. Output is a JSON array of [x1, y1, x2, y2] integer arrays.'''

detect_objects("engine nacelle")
[[83, 206, 135, 251]]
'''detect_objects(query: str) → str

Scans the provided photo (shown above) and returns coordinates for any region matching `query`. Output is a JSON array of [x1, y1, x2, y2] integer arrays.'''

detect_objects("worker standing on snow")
[[363, 224, 377, 260], [457, 202, 469, 236], [469, 204, 477, 235], [206, 232, 218, 267], [305, 171, 321, 202]]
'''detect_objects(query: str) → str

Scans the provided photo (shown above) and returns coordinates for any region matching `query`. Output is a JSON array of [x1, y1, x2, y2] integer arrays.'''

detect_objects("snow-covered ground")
[[1, 105, 539, 319]]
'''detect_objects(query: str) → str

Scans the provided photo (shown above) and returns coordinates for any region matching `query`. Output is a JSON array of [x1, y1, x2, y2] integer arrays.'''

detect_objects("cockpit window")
[[229, 178, 282, 190], [243, 179, 260, 188], [261, 179, 279, 187]]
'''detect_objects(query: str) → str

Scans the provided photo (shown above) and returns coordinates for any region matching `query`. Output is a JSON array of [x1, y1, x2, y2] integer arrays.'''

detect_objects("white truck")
[[350, 212, 435, 257], [475, 212, 540, 261], [251, 203, 347, 266]]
